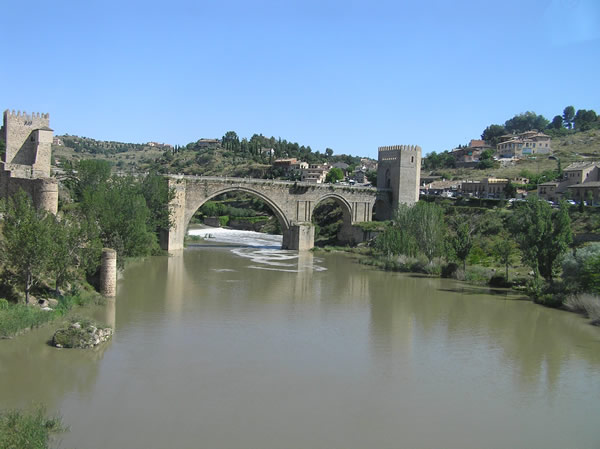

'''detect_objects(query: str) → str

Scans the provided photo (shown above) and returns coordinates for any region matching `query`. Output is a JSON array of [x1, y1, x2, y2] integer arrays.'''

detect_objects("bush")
[[464, 266, 492, 285], [564, 294, 600, 324], [441, 262, 459, 278], [489, 275, 511, 288], [218, 215, 229, 227]]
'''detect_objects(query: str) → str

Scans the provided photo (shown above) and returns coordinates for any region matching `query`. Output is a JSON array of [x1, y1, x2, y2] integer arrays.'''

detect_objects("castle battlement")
[[378, 145, 420, 152], [4, 109, 50, 126]]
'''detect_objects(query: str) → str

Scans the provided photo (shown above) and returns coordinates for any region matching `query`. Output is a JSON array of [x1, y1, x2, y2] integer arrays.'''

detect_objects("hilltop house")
[[497, 131, 552, 159]]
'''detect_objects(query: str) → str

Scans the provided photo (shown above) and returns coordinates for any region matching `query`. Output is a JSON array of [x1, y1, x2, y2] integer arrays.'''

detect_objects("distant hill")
[[52, 132, 369, 179]]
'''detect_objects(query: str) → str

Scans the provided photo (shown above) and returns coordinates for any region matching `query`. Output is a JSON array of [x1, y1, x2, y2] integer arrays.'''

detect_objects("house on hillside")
[[460, 178, 509, 198], [537, 161, 600, 204], [452, 139, 492, 167], [301, 163, 330, 183], [497, 131, 551, 159]]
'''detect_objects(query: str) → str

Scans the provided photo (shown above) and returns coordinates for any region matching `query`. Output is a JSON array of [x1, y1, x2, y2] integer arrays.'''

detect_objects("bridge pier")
[[282, 224, 314, 251]]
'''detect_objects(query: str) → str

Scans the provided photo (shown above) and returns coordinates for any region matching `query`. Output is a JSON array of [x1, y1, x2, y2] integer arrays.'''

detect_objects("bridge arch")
[[162, 176, 381, 251], [184, 186, 291, 236]]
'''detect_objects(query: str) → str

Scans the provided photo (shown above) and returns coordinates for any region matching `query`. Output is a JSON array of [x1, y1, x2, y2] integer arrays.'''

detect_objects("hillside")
[[52, 133, 367, 178], [424, 129, 600, 182]]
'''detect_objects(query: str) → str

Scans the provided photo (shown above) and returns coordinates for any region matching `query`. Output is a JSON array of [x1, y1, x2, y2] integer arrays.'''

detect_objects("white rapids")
[[187, 227, 327, 273]]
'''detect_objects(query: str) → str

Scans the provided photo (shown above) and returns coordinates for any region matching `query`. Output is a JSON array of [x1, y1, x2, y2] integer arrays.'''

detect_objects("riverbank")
[[0, 285, 103, 339], [314, 244, 600, 326]]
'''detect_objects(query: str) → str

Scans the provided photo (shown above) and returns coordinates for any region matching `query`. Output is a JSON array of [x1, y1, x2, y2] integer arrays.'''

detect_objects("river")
[[1, 227, 599, 449]]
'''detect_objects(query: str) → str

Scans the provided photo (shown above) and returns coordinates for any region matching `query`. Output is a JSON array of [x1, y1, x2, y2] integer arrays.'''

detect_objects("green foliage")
[[325, 167, 344, 183], [574, 108, 599, 131], [0, 304, 56, 337], [365, 170, 377, 185], [491, 231, 518, 280], [422, 150, 456, 170], [218, 216, 229, 227], [376, 202, 446, 262], [0, 191, 53, 303], [79, 174, 160, 262], [550, 115, 564, 130], [141, 171, 174, 233], [481, 124, 506, 147], [510, 197, 572, 280], [0, 406, 65, 449], [504, 111, 549, 134], [451, 222, 473, 270], [563, 106, 575, 129], [63, 159, 112, 201], [562, 243, 600, 294]]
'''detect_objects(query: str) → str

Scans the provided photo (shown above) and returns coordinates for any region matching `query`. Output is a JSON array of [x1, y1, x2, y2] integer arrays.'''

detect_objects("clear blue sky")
[[1, 0, 599, 159]]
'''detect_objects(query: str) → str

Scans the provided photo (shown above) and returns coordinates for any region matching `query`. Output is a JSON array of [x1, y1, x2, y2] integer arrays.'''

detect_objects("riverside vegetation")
[[0, 160, 173, 338], [356, 197, 600, 325]]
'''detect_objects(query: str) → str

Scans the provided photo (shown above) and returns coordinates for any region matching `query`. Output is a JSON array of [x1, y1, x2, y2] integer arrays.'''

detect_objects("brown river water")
[[1, 228, 599, 449]]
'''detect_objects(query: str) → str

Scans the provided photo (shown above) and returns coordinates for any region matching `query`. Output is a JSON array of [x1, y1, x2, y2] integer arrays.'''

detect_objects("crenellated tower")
[[0, 109, 57, 214], [376, 144, 421, 219], [2, 110, 52, 177]]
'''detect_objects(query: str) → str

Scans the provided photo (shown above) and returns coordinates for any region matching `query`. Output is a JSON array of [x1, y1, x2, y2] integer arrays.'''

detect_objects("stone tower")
[[0, 110, 58, 213], [2, 110, 52, 177], [376, 145, 421, 219]]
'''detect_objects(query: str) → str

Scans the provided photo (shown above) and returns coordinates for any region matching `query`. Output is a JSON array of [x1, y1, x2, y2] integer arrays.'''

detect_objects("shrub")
[[564, 294, 600, 324], [218, 215, 230, 227]]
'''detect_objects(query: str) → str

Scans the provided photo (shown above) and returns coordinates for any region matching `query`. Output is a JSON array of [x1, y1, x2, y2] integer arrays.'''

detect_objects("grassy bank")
[[0, 287, 102, 339], [0, 407, 66, 449]]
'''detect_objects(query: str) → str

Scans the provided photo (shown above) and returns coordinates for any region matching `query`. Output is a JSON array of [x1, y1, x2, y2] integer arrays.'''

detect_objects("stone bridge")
[[161, 176, 379, 251]]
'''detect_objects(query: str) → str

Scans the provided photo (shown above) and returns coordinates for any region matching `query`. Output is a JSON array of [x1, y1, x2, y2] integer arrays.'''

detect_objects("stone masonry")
[[0, 110, 58, 214], [376, 145, 422, 220], [161, 176, 378, 251], [162, 143, 421, 252]]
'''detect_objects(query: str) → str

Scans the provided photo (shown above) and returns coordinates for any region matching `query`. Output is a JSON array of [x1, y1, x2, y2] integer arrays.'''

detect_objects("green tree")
[[562, 243, 600, 294], [0, 191, 53, 303], [325, 148, 334, 157], [481, 124, 506, 147], [46, 213, 102, 295], [63, 159, 112, 201], [140, 171, 174, 234], [563, 106, 575, 129], [550, 115, 564, 130], [365, 170, 377, 186], [503, 181, 517, 199], [451, 222, 474, 271], [80, 176, 158, 263], [491, 231, 518, 281], [510, 197, 572, 280], [504, 112, 549, 134], [325, 167, 344, 183]]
